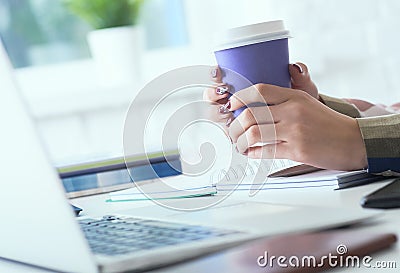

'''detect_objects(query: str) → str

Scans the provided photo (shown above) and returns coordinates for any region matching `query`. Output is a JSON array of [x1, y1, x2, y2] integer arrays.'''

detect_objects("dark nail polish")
[[219, 105, 230, 114], [223, 100, 231, 110], [216, 85, 229, 95], [292, 63, 303, 73], [226, 117, 233, 127], [211, 68, 218, 78]]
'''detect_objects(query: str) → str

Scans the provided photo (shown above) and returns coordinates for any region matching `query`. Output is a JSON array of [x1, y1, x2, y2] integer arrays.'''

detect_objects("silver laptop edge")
[[0, 40, 97, 272]]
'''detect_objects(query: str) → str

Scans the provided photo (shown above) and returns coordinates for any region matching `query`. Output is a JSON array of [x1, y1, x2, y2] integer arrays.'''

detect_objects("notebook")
[[208, 159, 320, 183], [108, 159, 332, 201], [108, 158, 394, 201]]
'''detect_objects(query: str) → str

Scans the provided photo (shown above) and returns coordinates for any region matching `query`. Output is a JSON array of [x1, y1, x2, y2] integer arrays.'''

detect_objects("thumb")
[[289, 62, 318, 99]]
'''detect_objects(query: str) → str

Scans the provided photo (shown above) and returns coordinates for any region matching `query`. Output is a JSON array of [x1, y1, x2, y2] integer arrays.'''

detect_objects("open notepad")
[[107, 157, 389, 201], [208, 159, 321, 184], [216, 169, 342, 192], [107, 159, 336, 202]]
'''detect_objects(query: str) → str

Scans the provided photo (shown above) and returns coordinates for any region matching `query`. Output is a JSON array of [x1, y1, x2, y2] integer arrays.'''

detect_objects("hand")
[[203, 62, 320, 125], [226, 84, 368, 171]]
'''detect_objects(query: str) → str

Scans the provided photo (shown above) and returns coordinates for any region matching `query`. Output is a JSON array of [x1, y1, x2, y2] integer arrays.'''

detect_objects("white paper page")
[[216, 170, 345, 191]]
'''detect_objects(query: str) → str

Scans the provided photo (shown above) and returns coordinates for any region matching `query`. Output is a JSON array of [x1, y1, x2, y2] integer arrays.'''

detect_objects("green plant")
[[64, 0, 143, 29]]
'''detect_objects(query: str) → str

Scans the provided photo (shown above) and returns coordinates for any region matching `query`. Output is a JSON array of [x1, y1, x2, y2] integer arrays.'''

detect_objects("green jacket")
[[320, 94, 400, 176]]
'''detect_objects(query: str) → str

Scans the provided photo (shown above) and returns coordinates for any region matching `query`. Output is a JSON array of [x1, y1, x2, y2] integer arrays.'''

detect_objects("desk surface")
[[1, 180, 399, 272]]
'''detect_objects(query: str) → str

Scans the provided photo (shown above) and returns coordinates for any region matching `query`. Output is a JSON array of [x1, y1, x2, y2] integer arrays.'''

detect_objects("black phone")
[[361, 178, 400, 209]]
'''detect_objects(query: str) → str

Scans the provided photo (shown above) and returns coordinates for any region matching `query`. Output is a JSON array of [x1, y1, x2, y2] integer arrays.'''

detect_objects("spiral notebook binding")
[[210, 160, 268, 184], [209, 159, 296, 185]]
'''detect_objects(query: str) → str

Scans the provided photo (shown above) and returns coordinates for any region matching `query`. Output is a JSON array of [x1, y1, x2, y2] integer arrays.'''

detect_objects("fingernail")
[[226, 117, 233, 127], [211, 67, 218, 78], [216, 85, 229, 95], [223, 100, 231, 110], [292, 63, 303, 74], [219, 105, 230, 114], [220, 100, 231, 114]]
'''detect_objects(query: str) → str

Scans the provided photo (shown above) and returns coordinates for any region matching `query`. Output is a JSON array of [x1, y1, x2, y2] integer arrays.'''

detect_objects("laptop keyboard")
[[79, 215, 242, 256]]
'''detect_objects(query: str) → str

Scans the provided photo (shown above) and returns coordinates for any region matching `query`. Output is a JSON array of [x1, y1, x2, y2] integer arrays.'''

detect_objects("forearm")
[[357, 115, 400, 176], [319, 93, 400, 175]]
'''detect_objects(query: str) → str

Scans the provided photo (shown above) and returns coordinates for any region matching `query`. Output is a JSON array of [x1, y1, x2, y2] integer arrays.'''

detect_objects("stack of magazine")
[[57, 150, 182, 198]]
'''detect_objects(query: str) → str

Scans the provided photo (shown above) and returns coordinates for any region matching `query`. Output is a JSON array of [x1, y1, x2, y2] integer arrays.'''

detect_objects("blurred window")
[[0, 0, 188, 68]]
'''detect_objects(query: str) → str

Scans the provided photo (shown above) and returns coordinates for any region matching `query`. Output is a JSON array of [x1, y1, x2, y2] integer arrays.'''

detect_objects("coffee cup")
[[214, 20, 291, 117]]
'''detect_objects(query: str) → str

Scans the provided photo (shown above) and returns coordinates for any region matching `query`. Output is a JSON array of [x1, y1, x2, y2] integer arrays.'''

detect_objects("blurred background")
[[1, 0, 400, 165]]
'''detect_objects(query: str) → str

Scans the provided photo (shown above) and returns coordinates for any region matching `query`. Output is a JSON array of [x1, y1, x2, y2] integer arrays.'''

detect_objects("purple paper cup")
[[214, 20, 291, 117]]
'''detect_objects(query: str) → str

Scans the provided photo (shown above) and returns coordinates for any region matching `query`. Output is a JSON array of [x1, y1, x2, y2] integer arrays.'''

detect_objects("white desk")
[[1, 180, 399, 272]]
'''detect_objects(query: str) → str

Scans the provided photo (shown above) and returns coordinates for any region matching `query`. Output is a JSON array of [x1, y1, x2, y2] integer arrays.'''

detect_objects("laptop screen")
[[0, 40, 96, 272]]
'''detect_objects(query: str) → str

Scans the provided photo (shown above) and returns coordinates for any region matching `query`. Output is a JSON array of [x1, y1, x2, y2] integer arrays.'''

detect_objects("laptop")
[[0, 40, 380, 273]]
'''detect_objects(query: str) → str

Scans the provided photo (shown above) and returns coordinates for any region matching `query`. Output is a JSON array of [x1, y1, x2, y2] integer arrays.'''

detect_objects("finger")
[[228, 84, 293, 111], [235, 124, 278, 154], [210, 66, 223, 83], [246, 145, 275, 159], [289, 62, 306, 84], [228, 106, 275, 143], [289, 62, 317, 93], [246, 142, 290, 159], [289, 62, 307, 76], [203, 85, 230, 103], [205, 103, 234, 123]]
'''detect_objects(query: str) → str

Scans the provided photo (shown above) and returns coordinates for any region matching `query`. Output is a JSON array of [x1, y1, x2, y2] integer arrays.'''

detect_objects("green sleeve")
[[356, 115, 400, 175], [319, 94, 361, 118], [319, 94, 400, 175]]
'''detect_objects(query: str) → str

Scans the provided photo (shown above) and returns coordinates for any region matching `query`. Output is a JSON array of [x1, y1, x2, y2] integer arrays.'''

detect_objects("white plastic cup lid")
[[215, 20, 290, 51]]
